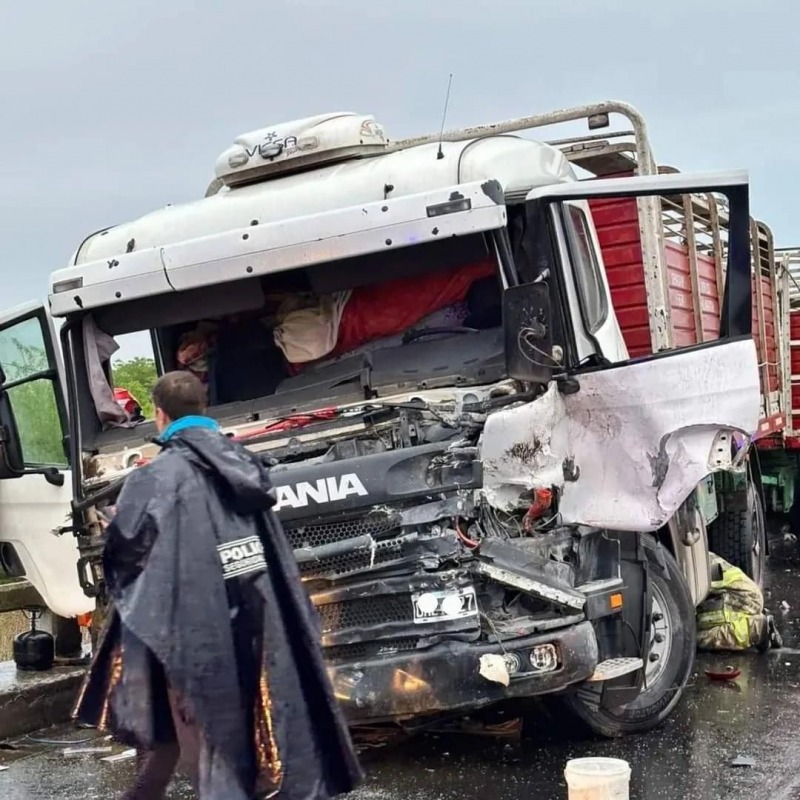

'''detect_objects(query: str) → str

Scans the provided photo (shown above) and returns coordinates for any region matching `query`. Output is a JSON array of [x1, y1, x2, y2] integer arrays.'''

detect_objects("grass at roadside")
[[0, 574, 30, 659], [0, 610, 27, 661]]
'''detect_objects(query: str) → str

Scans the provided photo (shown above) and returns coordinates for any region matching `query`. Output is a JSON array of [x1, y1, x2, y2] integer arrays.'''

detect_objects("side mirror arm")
[[0, 457, 65, 486], [27, 467, 65, 487]]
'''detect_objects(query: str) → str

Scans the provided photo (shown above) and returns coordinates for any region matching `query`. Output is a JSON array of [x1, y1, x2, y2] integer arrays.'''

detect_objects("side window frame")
[[560, 202, 609, 336]]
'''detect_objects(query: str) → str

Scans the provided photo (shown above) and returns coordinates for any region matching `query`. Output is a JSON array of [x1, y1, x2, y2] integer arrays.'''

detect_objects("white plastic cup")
[[564, 757, 631, 800]]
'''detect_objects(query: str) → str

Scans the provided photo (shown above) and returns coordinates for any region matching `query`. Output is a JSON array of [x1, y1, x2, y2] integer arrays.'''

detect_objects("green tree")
[[7, 379, 65, 465], [0, 336, 66, 466], [112, 357, 158, 419]]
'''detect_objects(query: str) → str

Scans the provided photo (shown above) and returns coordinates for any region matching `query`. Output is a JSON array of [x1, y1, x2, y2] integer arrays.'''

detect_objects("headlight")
[[529, 644, 558, 673], [503, 653, 522, 675]]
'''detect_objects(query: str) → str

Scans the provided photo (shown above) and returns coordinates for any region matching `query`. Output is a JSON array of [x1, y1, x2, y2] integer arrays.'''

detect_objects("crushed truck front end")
[[256, 394, 619, 721], [54, 174, 633, 722], [23, 108, 760, 734], [82, 383, 647, 724]]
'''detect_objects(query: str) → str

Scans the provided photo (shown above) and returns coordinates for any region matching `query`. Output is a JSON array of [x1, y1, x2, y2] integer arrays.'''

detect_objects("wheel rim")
[[645, 582, 673, 687]]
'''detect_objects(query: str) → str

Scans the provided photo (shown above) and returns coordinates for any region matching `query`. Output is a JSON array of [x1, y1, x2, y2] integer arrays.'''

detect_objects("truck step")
[[587, 657, 644, 682]]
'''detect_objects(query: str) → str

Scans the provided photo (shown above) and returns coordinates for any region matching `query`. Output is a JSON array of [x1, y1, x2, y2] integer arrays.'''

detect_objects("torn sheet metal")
[[480, 384, 569, 512], [481, 338, 760, 531]]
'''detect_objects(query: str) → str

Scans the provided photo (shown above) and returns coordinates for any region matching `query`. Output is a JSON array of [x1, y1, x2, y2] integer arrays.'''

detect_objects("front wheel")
[[564, 539, 695, 737]]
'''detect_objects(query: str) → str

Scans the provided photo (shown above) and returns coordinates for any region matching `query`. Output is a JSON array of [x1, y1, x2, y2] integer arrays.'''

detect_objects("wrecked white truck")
[[0, 101, 761, 736]]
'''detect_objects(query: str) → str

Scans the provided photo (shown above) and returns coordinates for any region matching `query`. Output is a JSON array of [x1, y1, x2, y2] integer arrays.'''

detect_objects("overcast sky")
[[2, 0, 798, 320]]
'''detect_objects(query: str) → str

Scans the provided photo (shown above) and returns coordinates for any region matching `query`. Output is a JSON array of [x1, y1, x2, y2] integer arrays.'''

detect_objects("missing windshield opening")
[[75, 234, 505, 446]]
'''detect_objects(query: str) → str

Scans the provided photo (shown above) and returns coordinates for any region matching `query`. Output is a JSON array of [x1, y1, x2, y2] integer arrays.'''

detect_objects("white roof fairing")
[[71, 136, 574, 266], [50, 179, 509, 316]]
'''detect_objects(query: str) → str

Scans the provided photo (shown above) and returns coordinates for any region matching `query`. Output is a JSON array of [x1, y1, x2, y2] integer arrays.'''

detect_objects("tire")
[[564, 538, 696, 737], [708, 480, 766, 587]]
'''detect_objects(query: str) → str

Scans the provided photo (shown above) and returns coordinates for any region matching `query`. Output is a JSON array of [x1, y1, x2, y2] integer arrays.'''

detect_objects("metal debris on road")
[[63, 746, 113, 757], [26, 734, 92, 746], [351, 725, 407, 752], [429, 717, 523, 739], [704, 666, 741, 681], [101, 749, 137, 763]]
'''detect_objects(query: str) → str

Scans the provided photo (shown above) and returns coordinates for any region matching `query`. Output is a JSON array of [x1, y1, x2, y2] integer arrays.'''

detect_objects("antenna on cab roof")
[[436, 73, 454, 161]]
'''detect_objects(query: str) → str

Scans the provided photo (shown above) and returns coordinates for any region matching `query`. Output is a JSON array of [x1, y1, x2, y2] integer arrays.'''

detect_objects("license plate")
[[412, 586, 478, 624]]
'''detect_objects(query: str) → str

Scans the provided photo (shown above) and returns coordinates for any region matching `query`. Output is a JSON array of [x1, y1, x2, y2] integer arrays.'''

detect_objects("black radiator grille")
[[316, 593, 413, 635], [298, 538, 406, 580], [286, 514, 398, 550], [324, 637, 421, 664]]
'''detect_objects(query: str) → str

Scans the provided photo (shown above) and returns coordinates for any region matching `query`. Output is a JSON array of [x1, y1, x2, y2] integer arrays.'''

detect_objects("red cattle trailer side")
[[791, 308, 800, 447], [781, 250, 800, 449]]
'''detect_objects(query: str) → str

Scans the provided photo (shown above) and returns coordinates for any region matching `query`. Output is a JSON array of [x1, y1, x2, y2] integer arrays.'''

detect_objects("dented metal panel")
[[481, 337, 760, 531]]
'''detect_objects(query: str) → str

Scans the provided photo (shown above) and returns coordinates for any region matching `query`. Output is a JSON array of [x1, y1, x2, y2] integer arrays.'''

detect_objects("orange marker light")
[[610, 593, 624, 610]]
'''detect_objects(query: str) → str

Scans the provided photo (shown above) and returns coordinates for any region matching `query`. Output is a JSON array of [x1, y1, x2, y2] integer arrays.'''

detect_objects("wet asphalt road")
[[3, 543, 800, 800]]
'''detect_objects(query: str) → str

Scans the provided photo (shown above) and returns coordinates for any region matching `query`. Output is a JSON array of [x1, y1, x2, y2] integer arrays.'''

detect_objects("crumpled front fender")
[[481, 338, 760, 531]]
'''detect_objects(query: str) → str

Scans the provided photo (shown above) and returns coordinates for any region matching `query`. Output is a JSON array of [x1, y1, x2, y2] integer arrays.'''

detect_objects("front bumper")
[[328, 620, 598, 722]]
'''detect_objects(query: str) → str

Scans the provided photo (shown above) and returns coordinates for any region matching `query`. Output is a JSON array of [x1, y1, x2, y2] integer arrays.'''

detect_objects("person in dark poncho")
[[73, 371, 362, 800]]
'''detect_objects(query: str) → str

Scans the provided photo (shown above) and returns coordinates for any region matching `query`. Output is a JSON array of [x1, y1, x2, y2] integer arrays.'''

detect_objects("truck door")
[[0, 302, 91, 617], [485, 171, 759, 532]]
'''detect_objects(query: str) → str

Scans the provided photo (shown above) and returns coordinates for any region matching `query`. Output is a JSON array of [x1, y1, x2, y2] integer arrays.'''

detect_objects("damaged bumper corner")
[[328, 621, 598, 723]]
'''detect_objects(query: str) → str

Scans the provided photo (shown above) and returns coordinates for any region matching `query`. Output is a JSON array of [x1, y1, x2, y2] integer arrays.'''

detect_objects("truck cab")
[[0, 104, 760, 735]]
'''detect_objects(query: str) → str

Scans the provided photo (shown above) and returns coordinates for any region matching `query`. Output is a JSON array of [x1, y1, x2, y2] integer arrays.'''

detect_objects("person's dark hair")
[[151, 371, 207, 421]]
